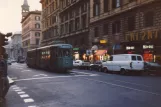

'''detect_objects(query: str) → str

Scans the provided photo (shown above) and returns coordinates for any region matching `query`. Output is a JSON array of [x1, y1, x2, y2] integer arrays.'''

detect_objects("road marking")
[[85, 78, 161, 96], [28, 106, 38, 107], [24, 98, 34, 103], [14, 74, 98, 82], [21, 70, 32, 72], [20, 94, 29, 98], [33, 74, 48, 77], [14, 89, 22, 92], [13, 87, 20, 90], [72, 71, 94, 75], [114, 80, 152, 87], [17, 91, 26, 94], [11, 85, 17, 88]]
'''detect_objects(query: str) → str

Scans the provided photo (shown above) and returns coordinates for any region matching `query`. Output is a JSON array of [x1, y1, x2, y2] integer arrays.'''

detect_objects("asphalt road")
[[2, 63, 161, 107]]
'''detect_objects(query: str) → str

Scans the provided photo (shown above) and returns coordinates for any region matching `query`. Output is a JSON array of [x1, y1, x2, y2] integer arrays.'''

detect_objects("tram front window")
[[62, 49, 71, 57]]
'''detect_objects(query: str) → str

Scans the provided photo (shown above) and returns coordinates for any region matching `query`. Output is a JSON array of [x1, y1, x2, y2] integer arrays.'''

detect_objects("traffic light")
[[0, 32, 12, 56]]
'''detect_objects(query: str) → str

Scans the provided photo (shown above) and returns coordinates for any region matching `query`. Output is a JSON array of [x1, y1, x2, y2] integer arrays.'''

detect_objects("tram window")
[[62, 49, 71, 56]]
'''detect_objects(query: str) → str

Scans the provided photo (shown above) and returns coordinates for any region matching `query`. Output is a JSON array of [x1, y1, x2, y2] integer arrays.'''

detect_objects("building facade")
[[40, 0, 60, 46], [21, 0, 41, 51], [10, 32, 24, 60], [89, 0, 161, 63], [40, 0, 90, 60]]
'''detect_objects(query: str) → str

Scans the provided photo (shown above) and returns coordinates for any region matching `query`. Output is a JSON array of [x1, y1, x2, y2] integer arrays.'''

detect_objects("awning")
[[95, 50, 107, 55]]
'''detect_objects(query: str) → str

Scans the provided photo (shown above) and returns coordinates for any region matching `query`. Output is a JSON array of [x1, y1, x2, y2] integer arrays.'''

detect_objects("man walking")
[[0, 55, 9, 102]]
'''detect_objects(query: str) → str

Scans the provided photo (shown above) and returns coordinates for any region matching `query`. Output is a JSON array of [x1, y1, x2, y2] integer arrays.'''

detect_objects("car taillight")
[[130, 62, 132, 68]]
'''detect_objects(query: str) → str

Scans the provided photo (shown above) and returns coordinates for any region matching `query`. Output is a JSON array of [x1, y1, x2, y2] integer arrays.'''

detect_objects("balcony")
[[90, 0, 157, 23]]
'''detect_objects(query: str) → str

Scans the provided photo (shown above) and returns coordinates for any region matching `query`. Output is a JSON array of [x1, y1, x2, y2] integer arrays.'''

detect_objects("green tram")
[[26, 44, 73, 72]]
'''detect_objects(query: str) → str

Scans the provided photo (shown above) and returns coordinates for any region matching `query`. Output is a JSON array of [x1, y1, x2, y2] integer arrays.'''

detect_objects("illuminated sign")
[[143, 45, 154, 49], [126, 46, 135, 50], [100, 40, 107, 44], [125, 30, 160, 41], [73, 48, 79, 51]]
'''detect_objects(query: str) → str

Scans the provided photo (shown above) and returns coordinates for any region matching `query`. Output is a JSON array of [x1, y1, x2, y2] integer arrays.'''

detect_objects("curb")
[[7, 76, 15, 85]]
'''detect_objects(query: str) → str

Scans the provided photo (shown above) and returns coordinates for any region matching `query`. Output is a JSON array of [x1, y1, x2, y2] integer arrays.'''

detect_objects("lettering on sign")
[[125, 30, 160, 41], [126, 46, 135, 50], [143, 45, 154, 49]]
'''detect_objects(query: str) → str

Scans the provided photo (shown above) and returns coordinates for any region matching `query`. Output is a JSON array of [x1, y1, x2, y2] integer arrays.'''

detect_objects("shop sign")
[[143, 45, 154, 49], [125, 30, 160, 41], [73, 48, 79, 51], [100, 40, 107, 44], [126, 46, 135, 50]]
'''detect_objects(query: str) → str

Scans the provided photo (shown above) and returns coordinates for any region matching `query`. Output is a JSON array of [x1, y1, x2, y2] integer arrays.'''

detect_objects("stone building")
[[21, 0, 41, 52], [40, 0, 90, 60], [89, 0, 161, 62], [40, 0, 60, 46]]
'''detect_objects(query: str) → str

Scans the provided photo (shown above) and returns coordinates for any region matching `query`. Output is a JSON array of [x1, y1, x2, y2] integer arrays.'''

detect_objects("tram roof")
[[27, 44, 72, 52]]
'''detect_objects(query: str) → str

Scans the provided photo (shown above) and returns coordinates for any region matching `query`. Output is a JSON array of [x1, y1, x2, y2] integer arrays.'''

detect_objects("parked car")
[[102, 54, 144, 75], [81, 61, 91, 70], [11, 59, 17, 63], [73, 60, 83, 67], [17, 56, 26, 63], [89, 61, 103, 72], [7, 59, 12, 65], [144, 62, 161, 75]]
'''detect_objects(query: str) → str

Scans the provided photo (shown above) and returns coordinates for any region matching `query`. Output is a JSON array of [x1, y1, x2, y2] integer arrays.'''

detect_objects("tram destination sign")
[[125, 30, 161, 41]]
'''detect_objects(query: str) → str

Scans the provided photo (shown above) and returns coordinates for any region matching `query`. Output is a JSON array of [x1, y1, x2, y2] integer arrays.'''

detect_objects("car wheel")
[[103, 68, 108, 73], [120, 69, 126, 75], [89, 67, 92, 71], [98, 67, 102, 72]]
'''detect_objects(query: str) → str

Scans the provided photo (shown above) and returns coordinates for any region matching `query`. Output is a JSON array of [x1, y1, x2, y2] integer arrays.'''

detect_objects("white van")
[[102, 54, 144, 74]]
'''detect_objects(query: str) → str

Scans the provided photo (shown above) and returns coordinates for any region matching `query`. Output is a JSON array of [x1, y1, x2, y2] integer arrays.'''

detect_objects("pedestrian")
[[0, 55, 9, 102]]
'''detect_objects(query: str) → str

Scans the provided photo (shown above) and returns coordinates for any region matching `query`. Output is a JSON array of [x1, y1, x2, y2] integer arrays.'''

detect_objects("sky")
[[0, 0, 41, 34]]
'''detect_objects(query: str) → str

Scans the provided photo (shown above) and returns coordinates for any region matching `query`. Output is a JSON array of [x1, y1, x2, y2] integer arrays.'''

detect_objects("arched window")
[[35, 23, 40, 28]]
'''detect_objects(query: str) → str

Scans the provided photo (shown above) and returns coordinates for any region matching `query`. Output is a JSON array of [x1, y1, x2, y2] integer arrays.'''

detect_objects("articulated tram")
[[26, 44, 73, 72]]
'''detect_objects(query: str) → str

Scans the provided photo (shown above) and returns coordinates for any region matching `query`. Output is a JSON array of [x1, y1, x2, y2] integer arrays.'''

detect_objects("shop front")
[[91, 39, 110, 62], [73, 48, 86, 60], [122, 29, 161, 63]]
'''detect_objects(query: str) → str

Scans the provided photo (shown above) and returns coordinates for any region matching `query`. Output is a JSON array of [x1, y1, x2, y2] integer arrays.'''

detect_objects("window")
[[65, 23, 68, 34], [104, 0, 109, 12], [112, 0, 121, 8], [69, 20, 74, 32], [75, 7, 80, 16], [137, 56, 142, 61], [75, 18, 80, 30], [94, 27, 99, 37], [128, 16, 135, 31], [81, 2, 87, 13], [35, 23, 40, 28], [144, 11, 154, 27], [112, 20, 121, 34], [103, 24, 108, 35], [93, 0, 100, 16], [35, 16, 40, 21], [36, 39, 40, 45], [132, 56, 136, 61], [81, 15, 87, 29], [35, 32, 40, 37]]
